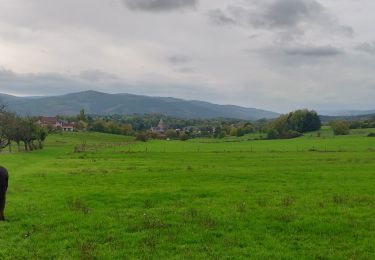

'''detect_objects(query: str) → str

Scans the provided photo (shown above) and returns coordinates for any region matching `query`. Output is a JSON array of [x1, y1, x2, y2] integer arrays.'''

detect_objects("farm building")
[[38, 117, 75, 132], [62, 123, 75, 132], [38, 117, 62, 128]]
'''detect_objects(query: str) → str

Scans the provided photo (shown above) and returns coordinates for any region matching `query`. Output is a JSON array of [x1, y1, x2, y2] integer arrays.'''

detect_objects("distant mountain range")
[[320, 110, 375, 117], [0, 91, 279, 120], [320, 113, 375, 123], [319, 110, 375, 123]]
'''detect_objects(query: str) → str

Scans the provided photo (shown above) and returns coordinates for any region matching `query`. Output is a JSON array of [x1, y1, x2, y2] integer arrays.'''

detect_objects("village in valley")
[[37, 116, 209, 140]]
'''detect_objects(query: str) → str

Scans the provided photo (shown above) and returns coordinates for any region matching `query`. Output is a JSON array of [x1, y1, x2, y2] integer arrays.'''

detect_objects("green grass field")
[[1, 129, 375, 259]]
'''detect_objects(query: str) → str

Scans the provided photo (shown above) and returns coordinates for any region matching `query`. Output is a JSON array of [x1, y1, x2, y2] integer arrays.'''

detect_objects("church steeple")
[[158, 119, 165, 130]]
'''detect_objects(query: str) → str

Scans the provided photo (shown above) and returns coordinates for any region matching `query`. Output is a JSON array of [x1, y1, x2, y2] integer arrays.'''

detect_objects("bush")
[[229, 128, 238, 136], [331, 121, 350, 136], [180, 133, 189, 141], [76, 120, 88, 131], [267, 129, 279, 140], [165, 129, 178, 139], [136, 133, 148, 142], [267, 129, 301, 140], [147, 132, 160, 140], [236, 128, 246, 137], [279, 130, 302, 139], [368, 133, 375, 137], [218, 131, 227, 139]]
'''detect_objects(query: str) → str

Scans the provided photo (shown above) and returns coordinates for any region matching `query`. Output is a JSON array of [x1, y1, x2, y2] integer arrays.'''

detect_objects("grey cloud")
[[167, 55, 195, 73], [356, 42, 375, 54], [208, 9, 236, 26], [0, 68, 14, 78], [0, 68, 122, 96], [208, 0, 353, 38], [284, 45, 343, 57], [0, 73, 85, 96], [123, 0, 197, 12], [0, 67, 211, 102], [263, 0, 323, 28], [175, 67, 196, 73], [77, 70, 119, 82], [249, 33, 263, 40], [340, 26, 355, 38], [209, 0, 325, 29], [168, 55, 190, 65]]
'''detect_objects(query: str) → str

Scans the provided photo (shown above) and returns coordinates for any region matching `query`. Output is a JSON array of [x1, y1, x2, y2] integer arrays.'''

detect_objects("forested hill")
[[0, 91, 279, 120]]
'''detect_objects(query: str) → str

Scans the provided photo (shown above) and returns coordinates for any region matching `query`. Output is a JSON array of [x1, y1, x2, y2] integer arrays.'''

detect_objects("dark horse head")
[[0, 166, 8, 221]]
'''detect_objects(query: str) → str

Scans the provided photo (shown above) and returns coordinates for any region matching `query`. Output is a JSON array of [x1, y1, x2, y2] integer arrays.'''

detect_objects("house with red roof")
[[38, 117, 75, 132]]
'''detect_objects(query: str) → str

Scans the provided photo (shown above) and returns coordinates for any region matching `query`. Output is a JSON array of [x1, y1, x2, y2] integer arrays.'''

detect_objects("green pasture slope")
[[0, 129, 375, 259]]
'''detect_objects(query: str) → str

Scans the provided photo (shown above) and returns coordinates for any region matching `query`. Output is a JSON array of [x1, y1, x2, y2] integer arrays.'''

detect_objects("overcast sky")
[[1, 0, 375, 112]]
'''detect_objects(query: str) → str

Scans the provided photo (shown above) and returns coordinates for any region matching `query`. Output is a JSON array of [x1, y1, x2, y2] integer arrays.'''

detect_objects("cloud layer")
[[0, 0, 375, 112], [219, 0, 325, 29], [284, 46, 342, 57], [123, 0, 197, 12]]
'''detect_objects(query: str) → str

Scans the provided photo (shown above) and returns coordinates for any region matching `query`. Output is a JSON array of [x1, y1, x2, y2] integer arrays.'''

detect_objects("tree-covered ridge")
[[0, 90, 279, 120]]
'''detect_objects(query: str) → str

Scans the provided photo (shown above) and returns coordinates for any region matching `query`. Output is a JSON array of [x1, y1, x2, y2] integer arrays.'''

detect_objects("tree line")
[[348, 116, 375, 129], [0, 106, 48, 152], [58, 110, 270, 140], [267, 109, 321, 139], [324, 116, 375, 136], [58, 109, 325, 141], [59, 109, 375, 140]]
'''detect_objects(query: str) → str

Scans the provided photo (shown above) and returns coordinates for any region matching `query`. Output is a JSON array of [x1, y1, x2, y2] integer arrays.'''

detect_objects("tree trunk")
[[28, 142, 33, 151], [38, 140, 43, 149]]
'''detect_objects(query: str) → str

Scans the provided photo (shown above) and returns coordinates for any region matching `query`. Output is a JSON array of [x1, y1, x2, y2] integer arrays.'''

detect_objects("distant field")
[[0, 129, 375, 259]]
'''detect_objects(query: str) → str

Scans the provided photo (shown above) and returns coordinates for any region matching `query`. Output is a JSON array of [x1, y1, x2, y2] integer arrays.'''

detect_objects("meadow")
[[0, 128, 375, 259]]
